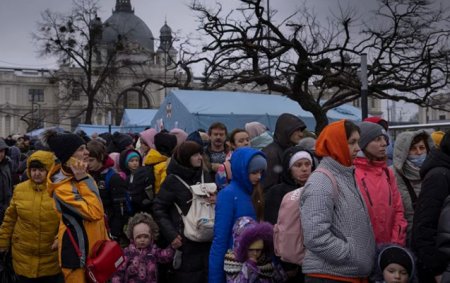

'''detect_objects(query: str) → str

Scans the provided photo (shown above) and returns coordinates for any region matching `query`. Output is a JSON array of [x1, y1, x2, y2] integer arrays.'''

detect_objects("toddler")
[[224, 216, 285, 283], [112, 212, 174, 283]]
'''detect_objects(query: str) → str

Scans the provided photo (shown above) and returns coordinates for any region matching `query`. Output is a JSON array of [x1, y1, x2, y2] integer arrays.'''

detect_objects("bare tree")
[[149, 0, 450, 133], [33, 0, 139, 124]]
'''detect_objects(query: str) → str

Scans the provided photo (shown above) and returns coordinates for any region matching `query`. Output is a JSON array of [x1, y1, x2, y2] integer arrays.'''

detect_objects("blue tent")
[[26, 126, 65, 137], [120, 109, 157, 128], [150, 89, 361, 133]]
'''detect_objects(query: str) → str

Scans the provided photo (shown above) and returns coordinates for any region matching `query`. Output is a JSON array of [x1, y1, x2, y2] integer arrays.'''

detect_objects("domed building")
[[54, 0, 179, 127]]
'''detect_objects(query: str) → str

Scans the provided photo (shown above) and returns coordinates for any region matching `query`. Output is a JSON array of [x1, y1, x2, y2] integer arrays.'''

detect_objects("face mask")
[[407, 153, 427, 168]]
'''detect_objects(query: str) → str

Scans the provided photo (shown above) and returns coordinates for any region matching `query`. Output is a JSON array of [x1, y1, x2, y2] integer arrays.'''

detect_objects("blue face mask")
[[407, 153, 427, 168]]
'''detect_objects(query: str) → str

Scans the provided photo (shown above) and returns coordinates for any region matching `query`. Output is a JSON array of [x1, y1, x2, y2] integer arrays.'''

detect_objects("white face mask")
[[407, 153, 427, 168]]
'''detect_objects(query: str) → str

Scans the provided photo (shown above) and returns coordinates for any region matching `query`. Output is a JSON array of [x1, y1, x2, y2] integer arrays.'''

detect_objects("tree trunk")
[[84, 94, 94, 124]]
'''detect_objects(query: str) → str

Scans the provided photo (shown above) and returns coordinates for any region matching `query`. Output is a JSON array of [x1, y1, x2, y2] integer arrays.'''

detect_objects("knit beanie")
[[125, 151, 140, 165], [140, 128, 157, 149], [0, 138, 9, 151], [289, 151, 312, 169], [175, 141, 203, 168], [245, 122, 267, 139], [248, 154, 267, 173], [298, 137, 316, 151], [155, 132, 177, 157], [111, 132, 133, 153], [379, 246, 414, 278], [358, 122, 388, 150], [42, 130, 85, 164], [431, 131, 445, 148], [186, 131, 204, 147], [170, 128, 188, 146]]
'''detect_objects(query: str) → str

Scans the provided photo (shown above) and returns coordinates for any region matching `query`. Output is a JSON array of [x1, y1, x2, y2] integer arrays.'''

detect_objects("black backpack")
[[128, 165, 156, 212]]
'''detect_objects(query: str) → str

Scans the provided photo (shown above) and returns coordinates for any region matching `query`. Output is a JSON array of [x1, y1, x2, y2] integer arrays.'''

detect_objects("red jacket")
[[354, 157, 407, 246]]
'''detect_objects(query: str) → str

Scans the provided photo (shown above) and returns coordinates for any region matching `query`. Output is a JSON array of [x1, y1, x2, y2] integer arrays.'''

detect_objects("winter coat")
[[300, 157, 375, 277], [143, 148, 169, 194], [209, 147, 264, 283], [354, 156, 407, 246], [264, 146, 315, 224], [89, 157, 129, 239], [0, 139, 13, 223], [412, 148, 450, 278], [393, 130, 433, 243], [0, 150, 60, 278], [152, 157, 212, 283], [111, 243, 174, 283], [262, 113, 306, 191], [47, 164, 108, 269]]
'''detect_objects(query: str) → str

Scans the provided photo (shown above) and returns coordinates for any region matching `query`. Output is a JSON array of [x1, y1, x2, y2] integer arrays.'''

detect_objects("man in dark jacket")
[[0, 138, 13, 224], [412, 131, 450, 283], [262, 113, 306, 192]]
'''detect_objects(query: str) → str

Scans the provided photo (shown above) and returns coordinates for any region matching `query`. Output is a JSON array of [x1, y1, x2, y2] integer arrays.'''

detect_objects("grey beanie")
[[248, 154, 267, 173], [358, 122, 389, 150]]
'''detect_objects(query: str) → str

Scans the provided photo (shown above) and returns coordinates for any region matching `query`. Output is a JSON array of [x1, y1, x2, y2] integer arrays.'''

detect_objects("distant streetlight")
[[360, 53, 368, 119]]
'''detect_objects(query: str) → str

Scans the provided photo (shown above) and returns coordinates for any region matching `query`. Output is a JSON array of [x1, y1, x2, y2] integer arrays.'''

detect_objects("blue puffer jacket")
[[209, 147, 264, 283]]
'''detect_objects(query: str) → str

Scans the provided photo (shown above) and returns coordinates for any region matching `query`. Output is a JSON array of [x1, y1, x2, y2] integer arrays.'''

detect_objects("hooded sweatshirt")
[[393, 130, 433, 243], [209, 147, 265, 283], [300, 120, 375, 278], [262, 113, 306, 191]]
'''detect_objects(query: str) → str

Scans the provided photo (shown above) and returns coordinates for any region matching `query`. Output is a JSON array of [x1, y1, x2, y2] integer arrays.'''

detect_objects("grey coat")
[[392, 130, 433, 244], [300, 157, 375, 277]]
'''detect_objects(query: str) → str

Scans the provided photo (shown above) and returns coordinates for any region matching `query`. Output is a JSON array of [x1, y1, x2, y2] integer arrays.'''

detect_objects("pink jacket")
[[354, 157, 407, 246]]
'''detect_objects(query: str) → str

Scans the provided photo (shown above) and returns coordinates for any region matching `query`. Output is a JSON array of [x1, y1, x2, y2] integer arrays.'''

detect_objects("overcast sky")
[[0, 0, 382, 69]]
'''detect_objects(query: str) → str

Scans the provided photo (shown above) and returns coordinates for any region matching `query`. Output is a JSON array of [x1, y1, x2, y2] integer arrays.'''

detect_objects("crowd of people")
[[0, 116, 449, 283]]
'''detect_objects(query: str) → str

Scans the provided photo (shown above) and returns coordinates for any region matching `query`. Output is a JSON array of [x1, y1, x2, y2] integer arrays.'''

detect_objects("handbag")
[[0, 250, 17, 283], [173, 173, 217, 242], [65, 218, 124, 283]]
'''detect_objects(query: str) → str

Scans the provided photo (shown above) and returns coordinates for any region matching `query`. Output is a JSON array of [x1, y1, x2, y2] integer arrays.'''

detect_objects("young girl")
[[224, 216, 285, 283], [209, 147, 267, 283], [111, 212, 174, 283], [119, 149, 144, 213], [372, 245, 416, 283]]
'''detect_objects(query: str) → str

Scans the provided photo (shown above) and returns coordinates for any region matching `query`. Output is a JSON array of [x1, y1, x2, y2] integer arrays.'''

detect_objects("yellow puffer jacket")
[[144, 149, 170, 194], [47, 163, 108, 269], [0, 150, 61, 278]]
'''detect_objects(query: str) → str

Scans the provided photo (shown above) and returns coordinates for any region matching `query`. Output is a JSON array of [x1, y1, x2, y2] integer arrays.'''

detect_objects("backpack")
[[128, 165, 156, 208], [273, 167, 338, 265], [104, 169, 133, 215], [173, 173, 217, 242]]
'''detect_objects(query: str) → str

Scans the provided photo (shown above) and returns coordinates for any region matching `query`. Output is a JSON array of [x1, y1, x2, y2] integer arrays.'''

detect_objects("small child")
[[372, 244, 417, 283], [224, 216, 286, 283], [111, 212, 174, 283]]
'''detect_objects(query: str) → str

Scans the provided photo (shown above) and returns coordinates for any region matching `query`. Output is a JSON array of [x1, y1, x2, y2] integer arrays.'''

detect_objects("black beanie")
[[43, 130, 85, 164], [111, 132, 133, 153], [155, 132, 177, 157], [379, 246, 413, 277]]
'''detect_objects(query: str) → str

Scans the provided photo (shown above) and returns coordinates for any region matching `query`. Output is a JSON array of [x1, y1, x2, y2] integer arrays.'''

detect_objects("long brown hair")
[[252, 183, 265, 221]]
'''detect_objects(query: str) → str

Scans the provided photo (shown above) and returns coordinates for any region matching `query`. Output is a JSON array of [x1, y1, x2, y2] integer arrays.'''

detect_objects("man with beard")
[[204, 122, 229, 180]]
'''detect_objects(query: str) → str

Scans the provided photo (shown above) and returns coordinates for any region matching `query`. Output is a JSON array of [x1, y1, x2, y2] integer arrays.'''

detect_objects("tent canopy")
[[26, 126, 65, 137], [151, 89, 361, 133], [120, 109, 157, 127]]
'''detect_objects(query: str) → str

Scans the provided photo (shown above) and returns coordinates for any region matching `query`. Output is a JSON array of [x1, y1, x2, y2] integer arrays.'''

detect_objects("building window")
[[72, 85, 82, 101], [439, 114, 446, 120], [28, 88, 44, 102], [5, 115, 11, 135], [5, 87, 10, 103]]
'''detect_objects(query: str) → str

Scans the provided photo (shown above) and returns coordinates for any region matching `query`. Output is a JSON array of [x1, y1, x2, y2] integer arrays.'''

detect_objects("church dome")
[[101, 0, 154, 53], [160, 23, 172, 37]]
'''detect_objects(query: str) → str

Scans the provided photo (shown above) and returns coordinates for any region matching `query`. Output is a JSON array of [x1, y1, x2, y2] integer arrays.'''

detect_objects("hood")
[[250, 131, 273, 150], [166, 155, 203, 183], [47, 164, 72, 198], [232, 216, 274, 263], [273, 113, 306, 149], [119, 149, 143, 174], [144, 148, 168, 166], [280, 146, 316, 186], [0, 138, 9, 153], [393, 130, 433, 173], [419, 148, 450, 178], [7, 146, 21, 172], [27, 150, 55, 189], [229, 147, 266, 194], [354, 156, 387, 173]]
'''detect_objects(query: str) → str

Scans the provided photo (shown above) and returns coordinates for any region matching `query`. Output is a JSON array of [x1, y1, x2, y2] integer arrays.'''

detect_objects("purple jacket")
[[111, 243, 174, 283]]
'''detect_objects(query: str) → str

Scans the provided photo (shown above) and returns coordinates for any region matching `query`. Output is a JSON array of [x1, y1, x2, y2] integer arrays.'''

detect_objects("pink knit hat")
[[139, 128, 157, 149], [170, 128, 188, 146], [245, 122, 267, 139]]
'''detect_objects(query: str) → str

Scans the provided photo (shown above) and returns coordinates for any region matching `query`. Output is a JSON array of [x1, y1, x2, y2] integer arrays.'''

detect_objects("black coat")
[[153, 158, 212, 283], [437, 195, 450, 281], [412, 149, 450, 279], [262, 114, 306, 191]]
